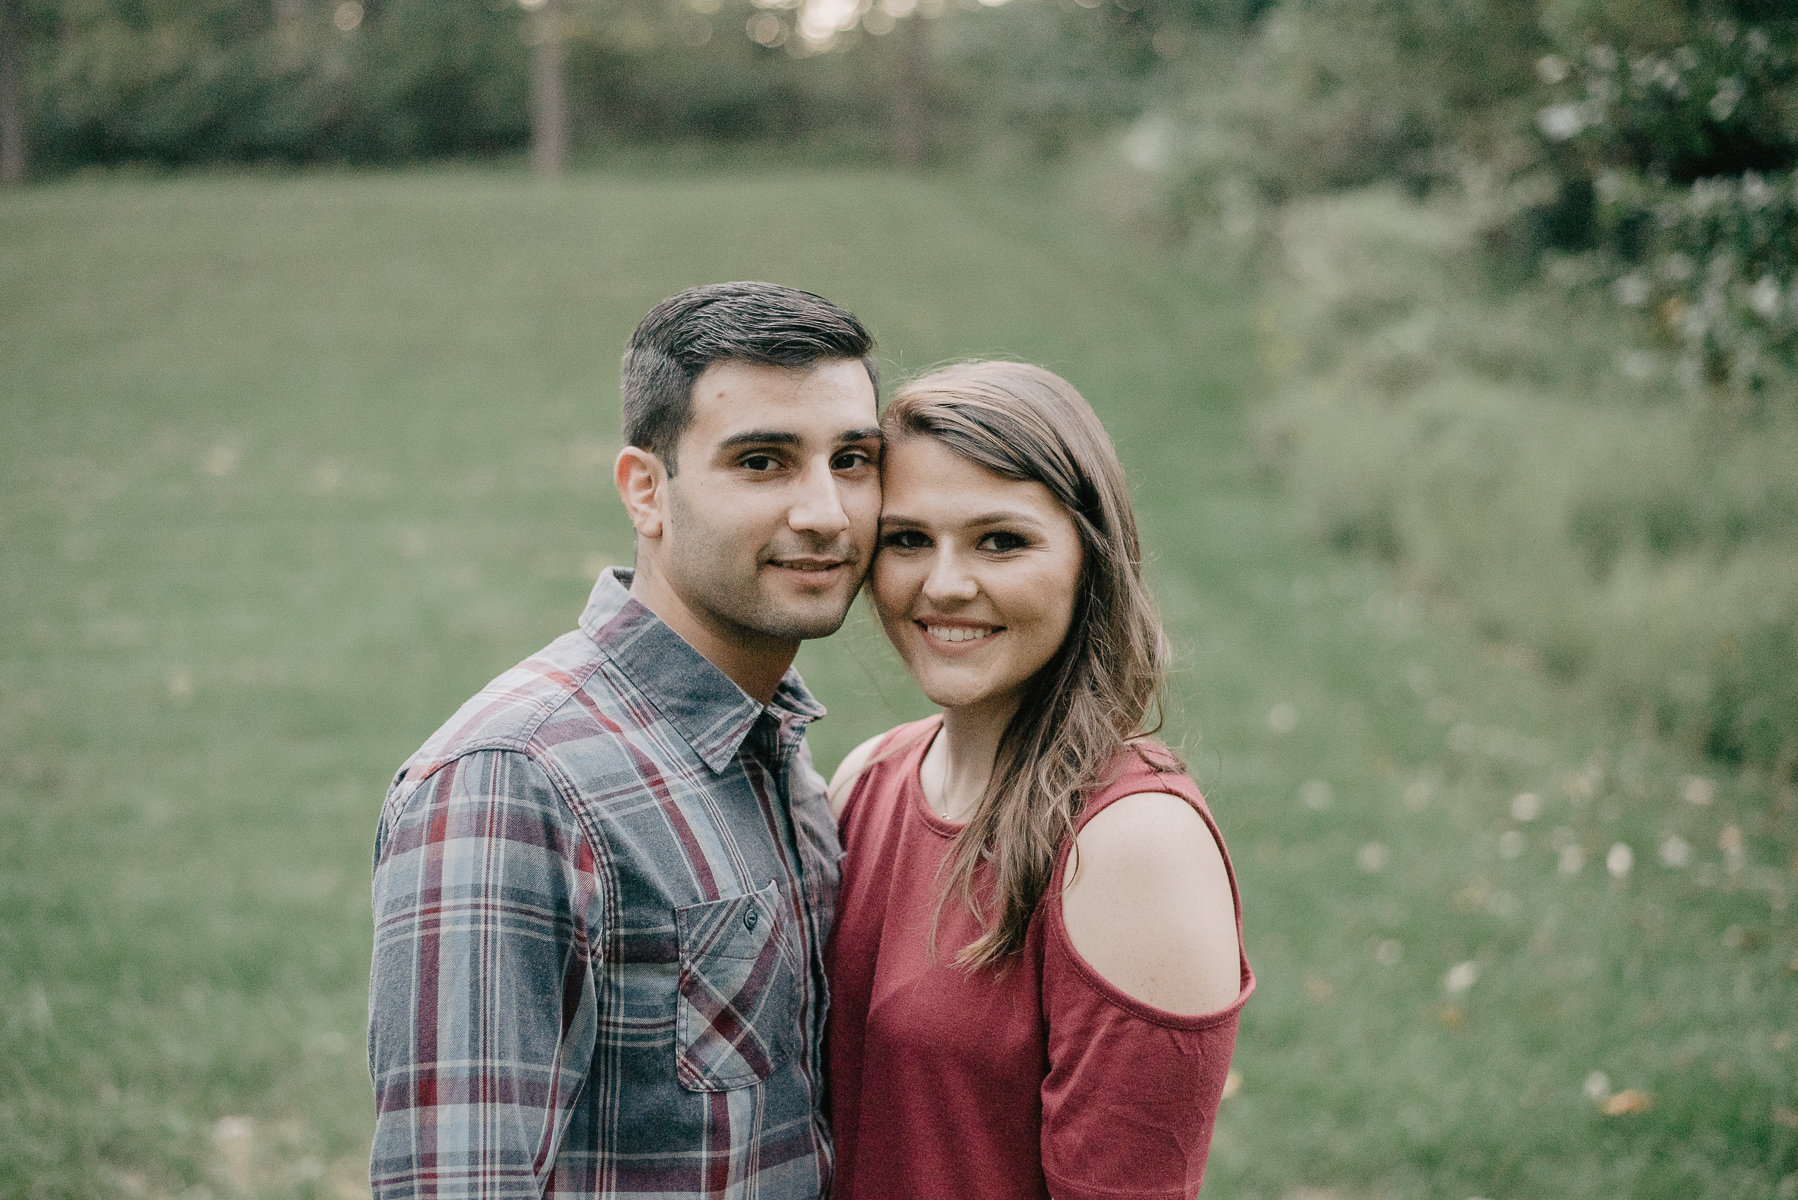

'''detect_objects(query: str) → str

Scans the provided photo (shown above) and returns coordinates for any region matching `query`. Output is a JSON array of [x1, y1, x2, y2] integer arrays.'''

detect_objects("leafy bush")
[[1254, 185, 1798, 773], [1528, 8, 1798, 400]]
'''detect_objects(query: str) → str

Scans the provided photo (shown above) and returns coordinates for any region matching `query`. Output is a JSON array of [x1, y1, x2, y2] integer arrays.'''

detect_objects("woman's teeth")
[[927, 625, 993, 643]]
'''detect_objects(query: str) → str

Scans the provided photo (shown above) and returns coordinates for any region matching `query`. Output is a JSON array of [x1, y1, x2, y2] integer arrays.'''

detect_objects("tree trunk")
[[892, 12, 928, 169], [0, 0, 25, 187], [530, 0, 567, 177]]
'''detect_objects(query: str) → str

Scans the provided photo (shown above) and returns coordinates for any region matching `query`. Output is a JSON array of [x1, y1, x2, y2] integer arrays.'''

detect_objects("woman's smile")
[[918, 619, 1001, 647]]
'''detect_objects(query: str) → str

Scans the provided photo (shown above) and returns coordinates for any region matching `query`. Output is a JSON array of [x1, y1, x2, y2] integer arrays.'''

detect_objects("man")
[[368, 282, 882, 1198]]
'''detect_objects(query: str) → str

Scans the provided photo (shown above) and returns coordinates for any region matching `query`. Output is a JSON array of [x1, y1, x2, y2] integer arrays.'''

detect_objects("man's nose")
[[787, 458, 851, 537]]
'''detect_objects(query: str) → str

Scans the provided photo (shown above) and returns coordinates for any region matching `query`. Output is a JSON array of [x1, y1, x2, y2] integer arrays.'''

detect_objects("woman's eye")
[[979, 532, 1028, 553], [881, 530, 930, 550]]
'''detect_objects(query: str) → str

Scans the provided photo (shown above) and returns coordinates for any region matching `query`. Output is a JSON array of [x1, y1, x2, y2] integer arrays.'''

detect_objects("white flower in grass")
[[1584, 1070, 1611, 1101], [1680, 775, 1715, 806], [1268, 702, 1299, 735], [1709, 76, 1746, 121], [1444, 961, 1479, 994], [1607, 843, 1633, 878], [1748, 276, 1783, 320], [1357, 842, 1387, 872], [1537, 103, 1587, 141], [1558, 843, 1585, 875], [1659, 835, 1691, 868], [1510, 792, 1541, 822], [1613, 273, 1652, 307]]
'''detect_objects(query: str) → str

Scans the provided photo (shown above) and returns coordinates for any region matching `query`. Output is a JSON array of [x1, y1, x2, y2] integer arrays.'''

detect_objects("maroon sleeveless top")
[[824, 717, 1253, 1200]]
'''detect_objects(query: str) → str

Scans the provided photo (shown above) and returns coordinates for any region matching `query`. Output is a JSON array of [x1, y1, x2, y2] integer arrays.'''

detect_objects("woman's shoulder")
[[1081, 739, 1199, 821], [1055, 742, 1243, 1018], [827, 716, 940, 819]]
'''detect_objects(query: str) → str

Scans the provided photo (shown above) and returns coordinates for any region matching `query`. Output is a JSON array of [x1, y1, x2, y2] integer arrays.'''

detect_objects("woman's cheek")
[[868, 558, 910, 631]]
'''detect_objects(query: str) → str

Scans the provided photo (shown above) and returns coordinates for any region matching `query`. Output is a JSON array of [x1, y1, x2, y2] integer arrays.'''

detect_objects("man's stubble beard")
[[665, 480, 868, 644]]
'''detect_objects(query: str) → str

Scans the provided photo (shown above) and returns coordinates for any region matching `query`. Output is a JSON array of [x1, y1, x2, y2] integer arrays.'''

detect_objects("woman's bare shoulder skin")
[[1060, 791, 1241, 1015]]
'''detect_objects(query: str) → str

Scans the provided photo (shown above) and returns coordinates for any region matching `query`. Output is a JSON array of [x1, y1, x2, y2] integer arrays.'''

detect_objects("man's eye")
[[881, 530, 930, 550], [740, 454, 780, 471], [979, 532, 1028, 553], [832, 449, 874, 470]]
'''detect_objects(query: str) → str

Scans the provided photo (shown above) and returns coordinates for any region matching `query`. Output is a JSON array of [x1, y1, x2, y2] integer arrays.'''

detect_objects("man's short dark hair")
[[621, 282, 878, 474]]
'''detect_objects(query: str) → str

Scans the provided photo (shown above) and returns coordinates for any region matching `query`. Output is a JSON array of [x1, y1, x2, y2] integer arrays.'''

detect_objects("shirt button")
[[744, 907, 759, 931]]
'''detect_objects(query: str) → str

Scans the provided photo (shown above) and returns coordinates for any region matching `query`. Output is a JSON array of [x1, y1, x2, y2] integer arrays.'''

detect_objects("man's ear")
[[615, 446, 668, 540]]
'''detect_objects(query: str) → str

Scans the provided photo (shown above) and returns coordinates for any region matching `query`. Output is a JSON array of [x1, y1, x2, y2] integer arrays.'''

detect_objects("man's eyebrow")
[[717, 429, 803, 451], [716, 427, 885, 452]]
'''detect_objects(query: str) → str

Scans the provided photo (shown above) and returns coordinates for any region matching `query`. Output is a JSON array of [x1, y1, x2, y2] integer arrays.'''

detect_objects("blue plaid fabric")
[[369, 568, 842, 1198]]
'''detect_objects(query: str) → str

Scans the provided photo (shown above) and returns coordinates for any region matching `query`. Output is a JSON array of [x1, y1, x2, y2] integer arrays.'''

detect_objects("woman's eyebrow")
[[880, 511, 1044, 529], [965, 511, 1043, 528]]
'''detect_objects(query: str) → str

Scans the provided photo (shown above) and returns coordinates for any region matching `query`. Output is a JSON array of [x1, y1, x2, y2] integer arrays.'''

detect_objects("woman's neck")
[[921, 694, 1020, 823]]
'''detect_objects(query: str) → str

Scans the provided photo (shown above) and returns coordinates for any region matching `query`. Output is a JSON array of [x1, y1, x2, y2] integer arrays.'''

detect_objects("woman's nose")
[[922, 549, 978, 603]]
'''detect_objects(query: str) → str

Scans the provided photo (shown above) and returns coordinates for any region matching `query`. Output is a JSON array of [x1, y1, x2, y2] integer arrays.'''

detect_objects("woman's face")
[[872, 435, 1084, 720]]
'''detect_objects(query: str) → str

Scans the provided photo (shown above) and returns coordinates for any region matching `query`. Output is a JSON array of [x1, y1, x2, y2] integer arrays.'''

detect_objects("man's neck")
[[627, 563, 797, 706]]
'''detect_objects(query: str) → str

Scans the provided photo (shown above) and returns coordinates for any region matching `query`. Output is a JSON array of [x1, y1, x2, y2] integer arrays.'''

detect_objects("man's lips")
[[768, 556, 853, 574]]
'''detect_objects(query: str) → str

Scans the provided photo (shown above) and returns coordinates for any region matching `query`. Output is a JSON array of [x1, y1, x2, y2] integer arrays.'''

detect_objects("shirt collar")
[[578, 567, 825, 773]]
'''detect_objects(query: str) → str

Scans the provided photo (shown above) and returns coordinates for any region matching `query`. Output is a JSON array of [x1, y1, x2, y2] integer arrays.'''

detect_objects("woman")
[[824, 362, 1252, 1200]]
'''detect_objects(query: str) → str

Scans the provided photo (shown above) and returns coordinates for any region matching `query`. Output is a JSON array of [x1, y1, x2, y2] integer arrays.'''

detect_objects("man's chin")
[[754, 592, 858, 642]]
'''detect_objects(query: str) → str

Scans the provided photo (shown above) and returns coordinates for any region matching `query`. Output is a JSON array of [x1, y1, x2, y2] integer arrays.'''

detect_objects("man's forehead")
[[687, 358, 877, 439]]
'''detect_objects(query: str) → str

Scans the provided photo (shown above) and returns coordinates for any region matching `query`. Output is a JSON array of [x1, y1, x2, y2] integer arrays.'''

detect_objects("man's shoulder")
[[395, 627, 616, 789]]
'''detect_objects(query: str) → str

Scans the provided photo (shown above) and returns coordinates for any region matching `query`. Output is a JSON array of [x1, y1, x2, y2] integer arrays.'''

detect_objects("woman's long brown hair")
[[882, 361, 1174, 971]]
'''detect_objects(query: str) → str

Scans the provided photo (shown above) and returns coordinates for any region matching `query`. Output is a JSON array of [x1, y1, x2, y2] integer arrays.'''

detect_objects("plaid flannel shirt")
[[369, 568, 842, 1199]]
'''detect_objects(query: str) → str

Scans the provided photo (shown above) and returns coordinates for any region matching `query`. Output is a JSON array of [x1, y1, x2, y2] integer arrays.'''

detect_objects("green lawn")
[[1, 166, 1793, 1200]]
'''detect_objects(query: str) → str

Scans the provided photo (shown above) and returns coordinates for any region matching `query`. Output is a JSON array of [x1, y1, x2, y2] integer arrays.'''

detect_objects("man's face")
[[656, 358, 881, 648]]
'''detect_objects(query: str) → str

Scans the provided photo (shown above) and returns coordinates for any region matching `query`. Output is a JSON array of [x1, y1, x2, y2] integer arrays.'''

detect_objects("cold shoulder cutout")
[[1061, 789, 1243, 1016]]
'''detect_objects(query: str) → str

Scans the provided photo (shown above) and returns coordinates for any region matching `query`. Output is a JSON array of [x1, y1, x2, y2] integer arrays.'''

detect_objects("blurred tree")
[[893, 10, 928, 167], [530, 0, 568, 175], [15, 0, 1191, 171], [1, 0, 23, 184]]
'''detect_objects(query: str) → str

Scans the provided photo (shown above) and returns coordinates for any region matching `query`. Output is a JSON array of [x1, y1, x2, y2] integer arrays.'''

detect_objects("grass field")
[[1, 166, 1794, 1200]]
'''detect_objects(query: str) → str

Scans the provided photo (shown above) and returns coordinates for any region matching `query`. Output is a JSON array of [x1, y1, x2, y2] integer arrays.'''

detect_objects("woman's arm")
[[1059, 790, 1241, 1014]]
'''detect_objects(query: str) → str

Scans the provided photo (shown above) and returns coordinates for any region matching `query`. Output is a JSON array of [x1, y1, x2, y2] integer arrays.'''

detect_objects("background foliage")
[[15, 0, 1224, 166]]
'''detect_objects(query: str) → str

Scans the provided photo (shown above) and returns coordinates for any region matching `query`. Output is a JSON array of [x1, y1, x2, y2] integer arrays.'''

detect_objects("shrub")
[[1529, 9, 1798, 401], [1255, 185, 1798, 775]]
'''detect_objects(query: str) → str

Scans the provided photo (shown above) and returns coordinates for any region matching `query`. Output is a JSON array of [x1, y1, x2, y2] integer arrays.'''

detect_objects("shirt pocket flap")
[[673, 879, 800, 1092]]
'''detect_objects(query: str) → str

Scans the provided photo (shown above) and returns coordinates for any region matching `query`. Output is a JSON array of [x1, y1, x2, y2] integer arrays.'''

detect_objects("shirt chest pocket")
[[673, 879, 803, 1092]]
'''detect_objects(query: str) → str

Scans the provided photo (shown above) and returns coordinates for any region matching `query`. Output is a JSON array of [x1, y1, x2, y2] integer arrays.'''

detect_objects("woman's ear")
[[614, 446, 667, 540]]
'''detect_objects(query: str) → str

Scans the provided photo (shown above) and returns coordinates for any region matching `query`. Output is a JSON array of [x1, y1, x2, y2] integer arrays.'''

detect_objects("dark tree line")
[[0, 0, 1251, 181]]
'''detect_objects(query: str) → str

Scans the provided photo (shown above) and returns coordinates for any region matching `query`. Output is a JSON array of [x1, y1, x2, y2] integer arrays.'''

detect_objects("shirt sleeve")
[[369, 748, 603, 1199]]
